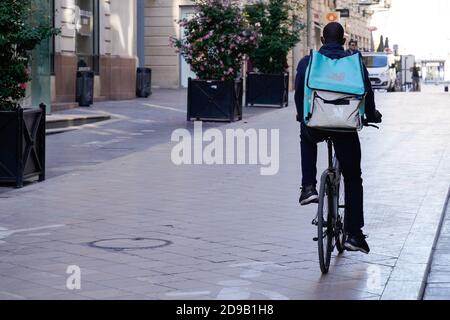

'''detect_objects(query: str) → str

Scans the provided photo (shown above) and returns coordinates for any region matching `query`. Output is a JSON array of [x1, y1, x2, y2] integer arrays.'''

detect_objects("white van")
[[362, 52, 397, 91]]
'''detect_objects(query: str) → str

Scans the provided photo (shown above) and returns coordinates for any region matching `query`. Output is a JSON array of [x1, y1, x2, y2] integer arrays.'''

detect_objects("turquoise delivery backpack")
[[304, 50, 367, 131]]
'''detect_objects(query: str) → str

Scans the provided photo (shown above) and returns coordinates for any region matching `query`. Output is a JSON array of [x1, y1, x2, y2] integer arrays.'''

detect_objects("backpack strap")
[[358, 52, 369, 94], [306, 50, 315, 90]]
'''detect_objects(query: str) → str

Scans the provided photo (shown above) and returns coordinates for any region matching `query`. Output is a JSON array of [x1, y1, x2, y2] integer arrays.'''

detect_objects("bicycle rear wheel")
[[335, 175, 346, 254], [317, 172, 334, 274]]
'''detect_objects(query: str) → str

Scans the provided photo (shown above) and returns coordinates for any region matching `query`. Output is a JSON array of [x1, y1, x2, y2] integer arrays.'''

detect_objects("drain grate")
[[88, 237, 172, 251]]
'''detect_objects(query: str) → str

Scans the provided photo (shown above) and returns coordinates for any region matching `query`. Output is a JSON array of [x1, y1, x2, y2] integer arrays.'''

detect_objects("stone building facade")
[[336, 0, 374, 51], [142, 0, 376, 89], [143, 0, 193, 89], [26, 0, 382, 112], [144, 0, 309, 89], [52, 0, 138, 106]]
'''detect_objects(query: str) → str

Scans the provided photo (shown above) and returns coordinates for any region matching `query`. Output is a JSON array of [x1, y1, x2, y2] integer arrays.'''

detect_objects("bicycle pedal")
[[313, 237, 319, 242]]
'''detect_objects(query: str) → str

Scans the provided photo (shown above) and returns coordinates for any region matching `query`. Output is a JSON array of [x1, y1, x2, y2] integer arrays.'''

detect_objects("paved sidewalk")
[[423, 190, 450, 300], [0, 88, 449, 300], [0, 89, 271, 193]]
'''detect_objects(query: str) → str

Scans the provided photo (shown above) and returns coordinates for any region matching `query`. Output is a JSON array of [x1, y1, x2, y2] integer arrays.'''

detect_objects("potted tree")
[[171, 0, 259, 122], [244, 0, 303, 108], [0, 0, 58, 188]]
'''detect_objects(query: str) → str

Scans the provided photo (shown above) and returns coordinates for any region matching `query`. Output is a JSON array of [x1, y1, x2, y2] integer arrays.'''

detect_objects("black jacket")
[[295, 43, 378, 122]]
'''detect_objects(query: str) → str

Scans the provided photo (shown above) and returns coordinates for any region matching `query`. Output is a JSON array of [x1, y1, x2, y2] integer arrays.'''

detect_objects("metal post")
[[137, 0, 145, 68], [39, 103, 46, 182], [403, 56, 408, 92], [242, 57, 247, 110], [16, 108, 24, 188], [306, 0, 312, 50]]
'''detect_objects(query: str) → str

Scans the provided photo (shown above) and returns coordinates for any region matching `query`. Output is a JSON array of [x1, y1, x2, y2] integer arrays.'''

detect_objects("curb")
[[381, 183, 450, 300], [419, 186, 450, 299], [45, 114, 111, 134]]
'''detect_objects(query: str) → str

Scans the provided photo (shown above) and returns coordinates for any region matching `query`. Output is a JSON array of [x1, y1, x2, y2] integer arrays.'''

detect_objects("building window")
[[75, 0, 100, 74]]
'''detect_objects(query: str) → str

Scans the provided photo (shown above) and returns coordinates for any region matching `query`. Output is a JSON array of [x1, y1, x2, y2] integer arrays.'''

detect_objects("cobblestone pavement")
[[0, 87, 449, 300]]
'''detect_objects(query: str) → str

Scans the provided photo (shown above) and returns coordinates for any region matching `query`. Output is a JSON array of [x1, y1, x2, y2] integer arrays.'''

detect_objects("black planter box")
[[246, 72, 289, 108], [187, 78, 242, 122], [136, 67, 152, 98], [0, 104, 46, 188]]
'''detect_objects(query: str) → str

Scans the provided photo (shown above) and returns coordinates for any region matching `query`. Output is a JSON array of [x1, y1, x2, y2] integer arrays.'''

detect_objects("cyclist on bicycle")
[[295, 22, 382, 254]]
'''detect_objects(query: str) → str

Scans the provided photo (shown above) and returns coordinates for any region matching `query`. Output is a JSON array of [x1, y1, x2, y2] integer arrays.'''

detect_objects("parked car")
[[362, 52, 397, 91]]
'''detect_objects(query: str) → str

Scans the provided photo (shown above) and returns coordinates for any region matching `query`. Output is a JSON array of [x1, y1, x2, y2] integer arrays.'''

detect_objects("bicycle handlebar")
[[364, 123, 380, 129], [362, 118, 380, 129]]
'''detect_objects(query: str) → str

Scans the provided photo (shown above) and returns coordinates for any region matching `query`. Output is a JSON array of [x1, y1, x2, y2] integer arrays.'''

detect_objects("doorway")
[[179, 6, 197, 88]]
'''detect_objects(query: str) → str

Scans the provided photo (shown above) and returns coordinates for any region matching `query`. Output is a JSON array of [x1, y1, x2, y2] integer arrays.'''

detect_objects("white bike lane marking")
[[165, 261, 289, 300], [142, 103, 186, 113], [0, 225, 65, 244]]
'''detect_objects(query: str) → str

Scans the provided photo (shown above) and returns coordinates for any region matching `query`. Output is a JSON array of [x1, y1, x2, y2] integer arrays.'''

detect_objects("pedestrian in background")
[[412, 64, 421, 92], [347, 39, 359, 55]]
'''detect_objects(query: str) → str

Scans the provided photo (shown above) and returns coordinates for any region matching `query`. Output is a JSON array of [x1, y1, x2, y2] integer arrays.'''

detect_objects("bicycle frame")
[[325, 140, 338, 224], [327, 139, 334, 170], [325, 139, 340, 190]]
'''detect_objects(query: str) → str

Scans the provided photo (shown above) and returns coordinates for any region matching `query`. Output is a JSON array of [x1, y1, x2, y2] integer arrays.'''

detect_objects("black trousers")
[[300, 123, 364, 235]]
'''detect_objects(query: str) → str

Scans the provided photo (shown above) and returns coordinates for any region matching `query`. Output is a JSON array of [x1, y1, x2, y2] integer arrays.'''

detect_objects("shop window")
[[31, 0, 52, 109], [75, 0, 99, 74]]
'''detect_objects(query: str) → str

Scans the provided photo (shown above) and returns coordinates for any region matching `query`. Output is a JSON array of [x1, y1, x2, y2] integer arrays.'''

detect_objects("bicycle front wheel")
[[317, 172, 334, 274]]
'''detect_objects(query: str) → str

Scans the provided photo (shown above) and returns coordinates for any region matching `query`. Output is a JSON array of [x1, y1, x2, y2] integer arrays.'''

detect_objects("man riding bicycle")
[[295, 22, 382, 254]]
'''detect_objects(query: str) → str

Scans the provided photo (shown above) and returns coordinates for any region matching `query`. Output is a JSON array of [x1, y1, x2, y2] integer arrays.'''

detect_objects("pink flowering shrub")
[[170, 0, 260, 81]]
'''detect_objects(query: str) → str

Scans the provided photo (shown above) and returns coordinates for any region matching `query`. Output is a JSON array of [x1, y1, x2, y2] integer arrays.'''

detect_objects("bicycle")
[[312, 138, 345, 274], [312, 123, 379, 274]]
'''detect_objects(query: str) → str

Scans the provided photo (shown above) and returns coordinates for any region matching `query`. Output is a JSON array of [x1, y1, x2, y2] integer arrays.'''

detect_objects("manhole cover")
[[88, 238, 172, 251]]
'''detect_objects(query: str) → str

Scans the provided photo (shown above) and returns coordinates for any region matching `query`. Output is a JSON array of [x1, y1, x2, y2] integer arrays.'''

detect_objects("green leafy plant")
[[244, 0, 303, 74], [0, 0, 59, 111], [171, 0, 260, 81]]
